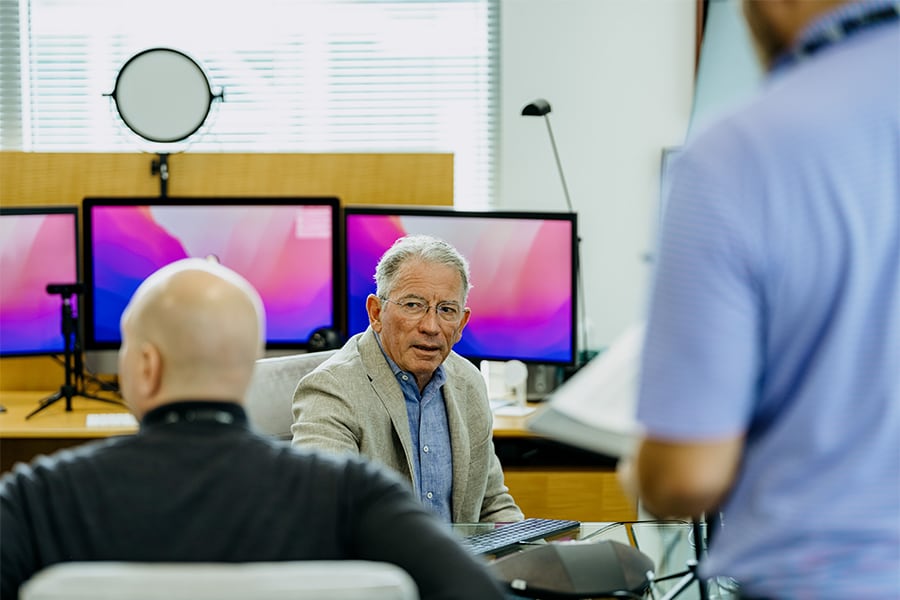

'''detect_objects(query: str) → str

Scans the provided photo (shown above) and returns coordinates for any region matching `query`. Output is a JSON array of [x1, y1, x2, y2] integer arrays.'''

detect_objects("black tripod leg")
[[658, 573, 697, 600], [25, 390, 66, 420], [657, 559, 703, 600], [77, 391, 125, 407], [692, 519, 710, 600]]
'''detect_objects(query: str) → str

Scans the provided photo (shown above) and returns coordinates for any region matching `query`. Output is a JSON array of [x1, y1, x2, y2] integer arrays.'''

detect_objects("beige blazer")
[[291, 328, 524, 523]]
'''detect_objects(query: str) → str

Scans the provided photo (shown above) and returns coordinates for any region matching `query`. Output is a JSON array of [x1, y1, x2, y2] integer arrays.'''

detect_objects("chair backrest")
[[20, 561, 419, 600], [243, 350, 337, 440]]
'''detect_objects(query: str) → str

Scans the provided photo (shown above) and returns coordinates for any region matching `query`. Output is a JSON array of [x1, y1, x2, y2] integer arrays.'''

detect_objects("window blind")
[[0, 0, 497, 208]]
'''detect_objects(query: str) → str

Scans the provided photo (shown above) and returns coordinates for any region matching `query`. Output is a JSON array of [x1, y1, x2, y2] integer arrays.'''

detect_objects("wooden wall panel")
[[0, 151, 453, 206], [0, 151, 453, 390]]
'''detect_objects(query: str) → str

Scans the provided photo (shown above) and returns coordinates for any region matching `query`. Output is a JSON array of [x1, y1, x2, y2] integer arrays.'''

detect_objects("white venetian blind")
[[0, 0, 497, 208]]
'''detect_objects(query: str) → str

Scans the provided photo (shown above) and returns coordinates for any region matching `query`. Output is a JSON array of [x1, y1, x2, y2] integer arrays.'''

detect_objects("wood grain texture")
[[0, 151, 453, 206], [504, 468, 637, 523]]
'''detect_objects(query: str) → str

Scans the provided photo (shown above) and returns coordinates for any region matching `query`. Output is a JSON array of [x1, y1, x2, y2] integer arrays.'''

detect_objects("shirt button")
[[426, 492, 433, 499], [401, 374, 408, 381], [423, 445, 429, 453]]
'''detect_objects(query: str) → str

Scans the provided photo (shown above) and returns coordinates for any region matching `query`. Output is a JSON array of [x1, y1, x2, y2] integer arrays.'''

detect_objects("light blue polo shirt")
[[638, 3, 900, 597]]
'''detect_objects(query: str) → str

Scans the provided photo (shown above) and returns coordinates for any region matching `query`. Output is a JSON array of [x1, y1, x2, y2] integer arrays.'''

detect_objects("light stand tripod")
[[645, 515, 722, 600], [26, 283, 122, 419], [648, 518, 709, 600]]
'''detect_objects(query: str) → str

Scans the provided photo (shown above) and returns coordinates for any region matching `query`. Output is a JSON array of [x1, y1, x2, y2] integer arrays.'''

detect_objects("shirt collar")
[[141, 400, 248, 429], [373, 330, 447, 389], [771, 0, 899, 72]]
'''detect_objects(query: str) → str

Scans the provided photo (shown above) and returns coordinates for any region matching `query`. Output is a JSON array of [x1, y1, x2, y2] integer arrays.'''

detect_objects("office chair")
[[20, 561, 419, 600], [243, 350, 337, 440]]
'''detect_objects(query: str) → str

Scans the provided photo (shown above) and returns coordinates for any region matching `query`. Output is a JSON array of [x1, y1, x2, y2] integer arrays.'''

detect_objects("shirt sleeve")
[[345, 459, 508, 600], [638, 123, 766, 441], [1, 468, 40, 600]]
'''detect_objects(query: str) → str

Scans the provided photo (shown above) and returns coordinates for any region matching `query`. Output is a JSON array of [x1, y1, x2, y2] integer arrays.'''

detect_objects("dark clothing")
[[0, 401, 506, 600]]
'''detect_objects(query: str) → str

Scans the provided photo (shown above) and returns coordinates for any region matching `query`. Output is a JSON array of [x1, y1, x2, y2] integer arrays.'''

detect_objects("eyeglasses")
[[381, 297, 465, 323]]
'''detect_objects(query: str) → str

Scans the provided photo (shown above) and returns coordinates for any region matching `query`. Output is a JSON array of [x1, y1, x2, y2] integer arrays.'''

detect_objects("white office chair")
[[243, 350, 337, 440], [20, 561, 419, 600]]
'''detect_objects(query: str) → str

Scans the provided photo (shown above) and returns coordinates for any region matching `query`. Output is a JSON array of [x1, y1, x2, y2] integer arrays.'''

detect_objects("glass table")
[[453, 521, 740, 599]]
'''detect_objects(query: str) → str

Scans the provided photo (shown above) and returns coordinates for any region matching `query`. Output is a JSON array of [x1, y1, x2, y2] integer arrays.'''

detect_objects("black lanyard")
[[793, 3, 899, 62], [143, 401, 243, 427]]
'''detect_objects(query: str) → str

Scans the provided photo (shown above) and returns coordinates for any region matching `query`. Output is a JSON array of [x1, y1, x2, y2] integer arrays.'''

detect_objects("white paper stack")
[[526, 323, 645, 459]]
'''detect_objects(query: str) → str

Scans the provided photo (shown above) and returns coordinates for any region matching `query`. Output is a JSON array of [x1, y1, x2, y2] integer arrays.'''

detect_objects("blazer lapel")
[[443, 367, 471, 523], [357, 328, 417, 483]]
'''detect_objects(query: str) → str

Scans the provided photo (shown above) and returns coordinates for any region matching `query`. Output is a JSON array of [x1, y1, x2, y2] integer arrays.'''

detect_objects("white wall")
[[497, 0, 696, 353]]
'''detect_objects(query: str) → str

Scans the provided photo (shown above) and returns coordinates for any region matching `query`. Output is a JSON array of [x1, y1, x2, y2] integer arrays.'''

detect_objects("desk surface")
[[0, 391, 134, 439], [491, 403, 545, 438], [0, 390, 542, 440]]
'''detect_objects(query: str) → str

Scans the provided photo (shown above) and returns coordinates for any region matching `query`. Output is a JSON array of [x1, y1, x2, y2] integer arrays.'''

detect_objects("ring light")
[[110, 47, 220, 144]]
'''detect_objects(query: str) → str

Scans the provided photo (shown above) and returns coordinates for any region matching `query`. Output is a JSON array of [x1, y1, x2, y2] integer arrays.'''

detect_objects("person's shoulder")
[[443, 353, 489, 407], [303, 334, 364, 377], [1, 437, 126, 491], [444, 351, 482, 380], [275, 443, 409, 488]]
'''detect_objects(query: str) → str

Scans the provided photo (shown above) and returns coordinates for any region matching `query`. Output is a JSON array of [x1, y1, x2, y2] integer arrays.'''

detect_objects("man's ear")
[[453, 307, 471, 344], [366, 294, 383, 332], [138, 342, 163, 399]]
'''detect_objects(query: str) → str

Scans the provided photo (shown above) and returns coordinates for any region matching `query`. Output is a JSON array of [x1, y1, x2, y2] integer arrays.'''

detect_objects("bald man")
[[626, 1, 899, 598], [0, 259, 507, 600]]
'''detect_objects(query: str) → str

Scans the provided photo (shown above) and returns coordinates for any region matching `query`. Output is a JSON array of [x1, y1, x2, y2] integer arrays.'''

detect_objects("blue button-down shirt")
[[375, 334, 453, 522]]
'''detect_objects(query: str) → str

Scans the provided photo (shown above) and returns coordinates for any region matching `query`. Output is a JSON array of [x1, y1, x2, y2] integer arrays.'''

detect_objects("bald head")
[[118, 258, 265, 418]]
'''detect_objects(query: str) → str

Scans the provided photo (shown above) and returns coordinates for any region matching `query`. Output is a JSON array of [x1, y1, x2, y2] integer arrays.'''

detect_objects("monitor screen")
[[344, 206, 577, 365], [83, 197, 339, 350], [0, 206, 80, 357]]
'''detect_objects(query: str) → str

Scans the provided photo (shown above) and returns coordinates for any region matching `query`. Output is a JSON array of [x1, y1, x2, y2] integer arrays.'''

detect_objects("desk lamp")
[[521, 98, 589, 367], [521, 99, 574, 213]]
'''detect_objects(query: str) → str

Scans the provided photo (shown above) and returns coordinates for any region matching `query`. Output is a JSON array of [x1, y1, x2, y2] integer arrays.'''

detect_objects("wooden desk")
[[491, 403, 636, 523], [1, 392, 636, 522], [0, 391, 134, 473], [491, 406, 542, 438]]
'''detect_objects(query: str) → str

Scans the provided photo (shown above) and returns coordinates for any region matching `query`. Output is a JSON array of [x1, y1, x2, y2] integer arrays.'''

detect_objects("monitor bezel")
[[342, 204, 578, 366], [82, 196, 341, 351], [0, 205, 81, 358]]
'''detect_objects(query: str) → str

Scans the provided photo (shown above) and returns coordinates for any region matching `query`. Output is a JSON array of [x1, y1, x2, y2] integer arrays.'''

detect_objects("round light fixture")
[[110, 47, 221, 144]]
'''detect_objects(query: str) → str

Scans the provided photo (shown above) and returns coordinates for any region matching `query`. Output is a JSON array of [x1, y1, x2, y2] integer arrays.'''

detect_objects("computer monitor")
[[344, 206, 577, 365], [0, 206, 80, 357], [83, 197, 340, 352]]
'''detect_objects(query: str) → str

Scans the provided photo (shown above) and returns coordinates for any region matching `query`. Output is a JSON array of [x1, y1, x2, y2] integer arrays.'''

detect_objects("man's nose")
[[417, 307, 442, 331]]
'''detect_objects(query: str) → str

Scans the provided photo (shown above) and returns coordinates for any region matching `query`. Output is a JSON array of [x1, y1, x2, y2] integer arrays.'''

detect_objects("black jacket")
[[0, 401, 506, 600]]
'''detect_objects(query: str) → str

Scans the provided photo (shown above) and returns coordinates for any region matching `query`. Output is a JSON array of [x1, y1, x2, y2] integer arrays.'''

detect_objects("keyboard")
[[461, 518, 580, 555]]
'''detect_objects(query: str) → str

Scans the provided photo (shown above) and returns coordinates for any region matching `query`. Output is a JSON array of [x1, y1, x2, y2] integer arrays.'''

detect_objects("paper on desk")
[[86, 413, 138, 428], [493, 404, 536, 417], [526, 323, 645, 459]]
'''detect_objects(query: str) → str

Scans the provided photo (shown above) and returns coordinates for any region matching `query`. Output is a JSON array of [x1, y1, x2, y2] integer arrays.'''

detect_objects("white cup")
[[504, 360, 529, 408]]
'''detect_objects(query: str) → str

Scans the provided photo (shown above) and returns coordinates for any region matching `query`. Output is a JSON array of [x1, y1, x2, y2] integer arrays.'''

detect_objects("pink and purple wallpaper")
[[0, 210, 79, 356], [345, 211, 575, 364], [86, 202, 336, 348]]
